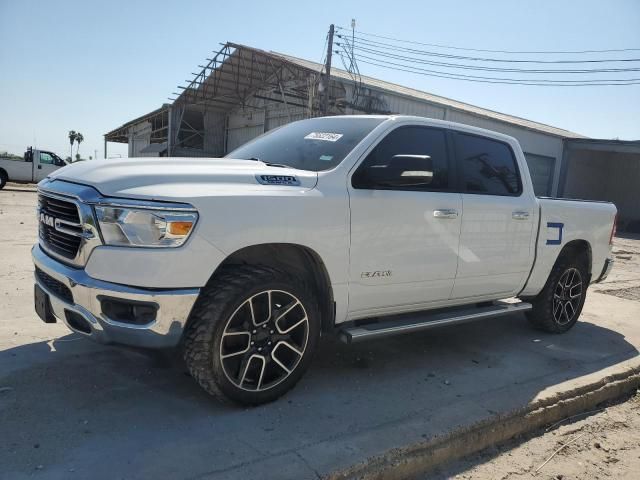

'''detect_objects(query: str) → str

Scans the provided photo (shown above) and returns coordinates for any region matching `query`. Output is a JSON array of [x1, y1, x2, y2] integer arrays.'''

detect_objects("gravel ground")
[[1, 183, 639, 480], [422, 232, 640, 480], [432, 390, 640, 480]]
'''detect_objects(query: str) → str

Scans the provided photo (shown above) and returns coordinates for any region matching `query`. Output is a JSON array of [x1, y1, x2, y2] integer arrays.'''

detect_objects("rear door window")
[[454, 133, 521, 196]]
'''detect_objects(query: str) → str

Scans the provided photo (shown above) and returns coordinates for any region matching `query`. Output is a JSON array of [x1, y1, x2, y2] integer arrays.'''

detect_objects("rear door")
[[347, 125, 462, 318], [451, 132, 535, 299]]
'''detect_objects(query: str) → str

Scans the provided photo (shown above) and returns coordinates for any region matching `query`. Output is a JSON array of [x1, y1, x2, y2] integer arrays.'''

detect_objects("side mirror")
[[366, 154, 433, 187]]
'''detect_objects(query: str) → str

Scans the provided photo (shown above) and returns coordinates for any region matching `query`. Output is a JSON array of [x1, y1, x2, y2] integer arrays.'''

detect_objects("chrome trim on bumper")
[[32, 244, 200, 348], [596, 258, 614, 283]]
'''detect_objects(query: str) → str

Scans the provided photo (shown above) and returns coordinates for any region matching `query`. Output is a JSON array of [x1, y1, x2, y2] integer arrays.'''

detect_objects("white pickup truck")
[[32, 115, 616, 405], [0, 148, 68, 189]]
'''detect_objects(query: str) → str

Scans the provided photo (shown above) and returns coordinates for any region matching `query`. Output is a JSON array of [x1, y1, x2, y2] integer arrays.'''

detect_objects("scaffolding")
[[104, 42, 388, 157]]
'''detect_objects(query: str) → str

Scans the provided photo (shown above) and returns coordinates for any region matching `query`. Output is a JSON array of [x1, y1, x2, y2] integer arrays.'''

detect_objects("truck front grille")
[[38, 194, 82, 260]]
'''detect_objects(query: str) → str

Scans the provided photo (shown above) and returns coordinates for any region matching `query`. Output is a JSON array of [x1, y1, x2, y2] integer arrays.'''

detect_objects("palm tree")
[[75, 132, 84, 159], [68, 130, 77, 160]]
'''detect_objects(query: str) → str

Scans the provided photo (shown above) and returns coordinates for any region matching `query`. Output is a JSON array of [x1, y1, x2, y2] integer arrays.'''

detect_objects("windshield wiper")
[[245, 157, 289, 168]]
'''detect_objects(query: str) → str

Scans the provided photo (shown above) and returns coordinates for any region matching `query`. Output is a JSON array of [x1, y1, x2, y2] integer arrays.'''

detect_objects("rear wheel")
[[183, 265, 320, 405], [0, 170, 7, 190], [526, 254, 588, 333]]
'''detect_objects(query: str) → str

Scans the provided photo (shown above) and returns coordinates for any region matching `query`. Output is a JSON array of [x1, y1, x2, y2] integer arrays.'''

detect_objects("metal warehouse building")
[[105, 42, 640, 230]]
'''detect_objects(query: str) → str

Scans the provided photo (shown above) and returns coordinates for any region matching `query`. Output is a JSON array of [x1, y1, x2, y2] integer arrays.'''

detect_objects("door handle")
[[512, 211, 530, 220], [38, 165, 42, 169], [433, 209, 458, 219]]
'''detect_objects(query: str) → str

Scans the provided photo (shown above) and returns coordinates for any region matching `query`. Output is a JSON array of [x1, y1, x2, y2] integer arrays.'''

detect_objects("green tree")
[[75, 132, 84, 158], [68, 130, 77, 160]]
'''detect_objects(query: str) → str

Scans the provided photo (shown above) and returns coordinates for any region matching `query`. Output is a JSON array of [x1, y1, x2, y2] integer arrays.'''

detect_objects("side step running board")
[[338, 300, 532, 344]]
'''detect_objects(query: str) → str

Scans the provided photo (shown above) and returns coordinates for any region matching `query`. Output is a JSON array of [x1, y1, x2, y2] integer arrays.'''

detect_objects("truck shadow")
[[1, 314, 637, 479]]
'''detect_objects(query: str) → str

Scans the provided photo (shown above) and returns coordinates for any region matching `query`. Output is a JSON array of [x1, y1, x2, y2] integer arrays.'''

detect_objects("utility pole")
[[322, 24, 335, 115], [350, 18, 356, 72]]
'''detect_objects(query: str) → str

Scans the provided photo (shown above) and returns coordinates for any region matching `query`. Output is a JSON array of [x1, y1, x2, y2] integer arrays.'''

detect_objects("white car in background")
[[0, 148, 68, 189]]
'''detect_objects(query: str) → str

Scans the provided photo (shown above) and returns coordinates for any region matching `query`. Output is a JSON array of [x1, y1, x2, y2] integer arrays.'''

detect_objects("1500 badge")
[[256, 175, 300, 186], [361, 270, 392, 279]]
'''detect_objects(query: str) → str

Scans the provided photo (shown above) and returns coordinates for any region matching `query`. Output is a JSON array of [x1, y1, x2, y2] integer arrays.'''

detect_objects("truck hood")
[[47, 157, 319, 201]]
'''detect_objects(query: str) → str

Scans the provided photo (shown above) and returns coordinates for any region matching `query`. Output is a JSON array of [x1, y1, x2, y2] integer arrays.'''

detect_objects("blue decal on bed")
[[546, 222, 564, 245]]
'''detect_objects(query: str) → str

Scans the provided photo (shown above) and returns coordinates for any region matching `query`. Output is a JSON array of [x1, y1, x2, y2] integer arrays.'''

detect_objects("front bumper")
[[596, 258, 614, 283], [32, 244, 200, 348]]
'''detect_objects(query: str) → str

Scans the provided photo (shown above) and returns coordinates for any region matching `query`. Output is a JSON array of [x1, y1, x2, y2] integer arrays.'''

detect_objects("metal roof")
[[105, 106, 168, 142], [105, 42, 586, 140], [269, 50, 586, 139]]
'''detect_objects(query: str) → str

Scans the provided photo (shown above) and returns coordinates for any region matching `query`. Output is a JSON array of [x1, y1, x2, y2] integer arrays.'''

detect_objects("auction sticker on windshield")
[[304, 132, 344, 142]]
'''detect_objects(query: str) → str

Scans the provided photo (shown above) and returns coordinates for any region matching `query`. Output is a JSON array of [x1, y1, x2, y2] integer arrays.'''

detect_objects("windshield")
[[225, 117, 385, 171]]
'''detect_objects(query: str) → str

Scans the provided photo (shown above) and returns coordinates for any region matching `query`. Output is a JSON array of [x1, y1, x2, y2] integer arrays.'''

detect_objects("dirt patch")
[[433, 391, 640, 479], [613, 250, 636, 256], [599, 286, 640, 302]]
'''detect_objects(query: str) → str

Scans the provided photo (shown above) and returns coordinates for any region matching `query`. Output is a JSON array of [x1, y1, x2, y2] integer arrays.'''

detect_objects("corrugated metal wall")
[[524, 153, 555, 196], [204, 111, 226, 156], [265, 106, 306, 130], [226, 110, 265, 152], [128, 121, 152, 157], [225, 103, 307, 153], [384, 94, 447, 119], [565, 149, 640, 226]]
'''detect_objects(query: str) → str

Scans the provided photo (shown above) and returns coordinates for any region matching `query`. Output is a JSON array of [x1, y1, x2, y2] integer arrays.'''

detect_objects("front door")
[[36, 152, 60, 181], [348, 125, 462, 319], [450, 132, 535, 299]]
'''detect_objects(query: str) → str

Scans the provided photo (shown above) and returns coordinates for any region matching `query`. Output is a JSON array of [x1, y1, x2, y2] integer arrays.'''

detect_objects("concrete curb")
[[327, 360, 640, 480]]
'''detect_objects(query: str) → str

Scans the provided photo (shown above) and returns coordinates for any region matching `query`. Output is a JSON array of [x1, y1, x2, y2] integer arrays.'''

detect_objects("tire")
[[183, 265, 320, 405], [525, 253, 589, 333], [0, 170, 7, 190]]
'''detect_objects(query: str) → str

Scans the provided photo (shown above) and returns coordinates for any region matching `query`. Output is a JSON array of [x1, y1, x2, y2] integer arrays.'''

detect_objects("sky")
[[0, 0, 638, 159]]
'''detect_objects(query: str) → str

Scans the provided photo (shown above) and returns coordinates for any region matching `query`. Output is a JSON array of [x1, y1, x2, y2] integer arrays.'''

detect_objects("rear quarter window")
[[455, 133, 522, 196]]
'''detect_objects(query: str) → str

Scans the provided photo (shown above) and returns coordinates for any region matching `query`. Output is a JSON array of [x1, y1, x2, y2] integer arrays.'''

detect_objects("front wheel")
[[183, 265, 320, 405], [525, 255, 588, 333], [0, 170, 7, 190]]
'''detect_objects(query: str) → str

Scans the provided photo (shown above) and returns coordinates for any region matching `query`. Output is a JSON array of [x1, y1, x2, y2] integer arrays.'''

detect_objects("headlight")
[[94, 204, 198, 248]]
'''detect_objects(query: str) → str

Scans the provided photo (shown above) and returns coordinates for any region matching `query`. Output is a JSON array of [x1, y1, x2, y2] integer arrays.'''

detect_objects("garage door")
[[524, 153, 555, 196]]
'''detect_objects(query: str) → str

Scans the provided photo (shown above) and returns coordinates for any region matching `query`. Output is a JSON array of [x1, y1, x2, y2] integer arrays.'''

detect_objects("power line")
[[337, 53, 640, 86], [340, 42, 640, 74], [335, 26, 640, 55], [333, 27, 640, 87], [338, 34, 640, 64]]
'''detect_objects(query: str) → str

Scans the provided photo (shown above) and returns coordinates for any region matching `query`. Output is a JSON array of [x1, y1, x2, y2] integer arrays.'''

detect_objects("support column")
[[167, 105, 173, 157], [322, 24, 335, 115]]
